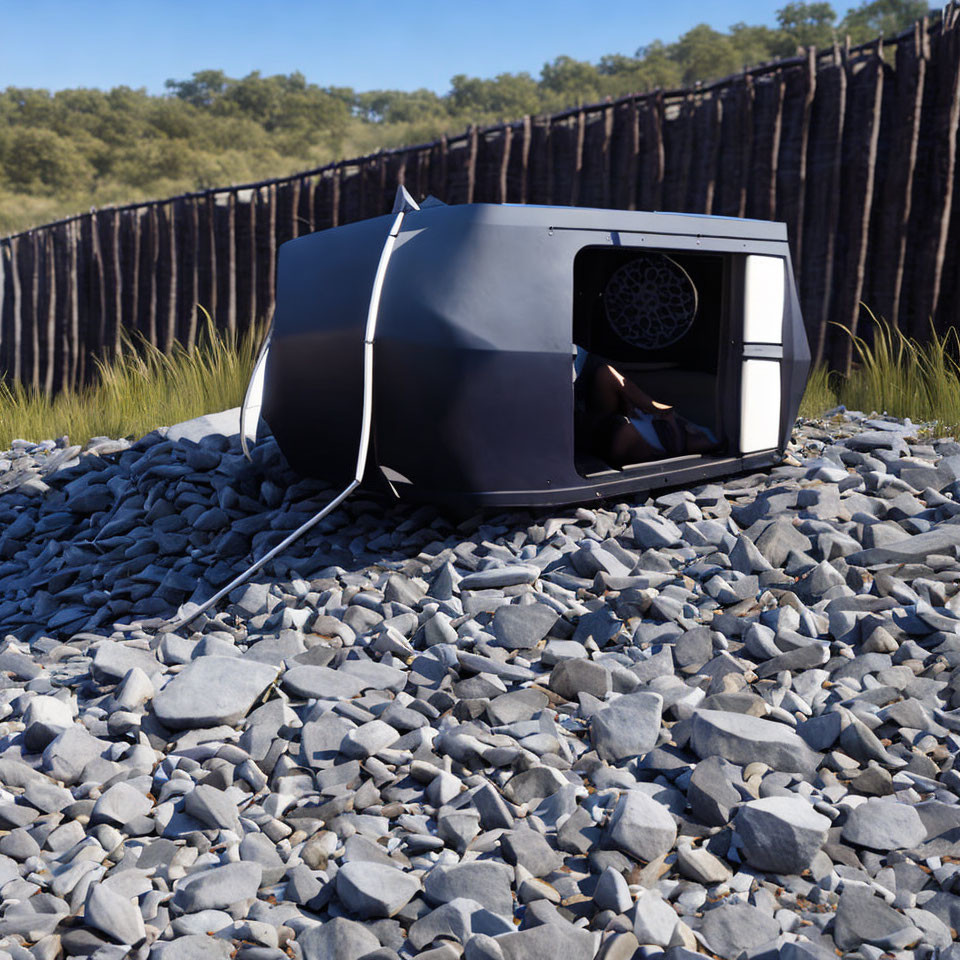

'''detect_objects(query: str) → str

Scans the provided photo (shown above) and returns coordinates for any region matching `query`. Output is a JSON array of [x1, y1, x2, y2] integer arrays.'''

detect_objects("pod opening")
[[572, 246, 730, 479]]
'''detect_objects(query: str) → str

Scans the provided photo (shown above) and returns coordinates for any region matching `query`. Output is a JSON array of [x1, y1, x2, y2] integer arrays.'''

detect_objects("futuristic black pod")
[[248, 191, 809, 509]]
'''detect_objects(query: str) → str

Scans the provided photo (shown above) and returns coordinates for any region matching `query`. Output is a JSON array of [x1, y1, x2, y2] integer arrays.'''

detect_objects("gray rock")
[[671, 627, 714, 673], [503, 766, 568, 804], [796, 712, 842, 751], [41, 725, 108, 785], [486, 689, 548, 726], [845, 525, 960, 566], [152, 935, 234, 959], [22, 695, 73, 752], [593, 865, 632, 913], [340, 719, 400, 759], [424, 862, 513, 917], [697, 902, 780, 959], [687, 757, 741, 826], [838, 714, 906, 769], [438, 810, 481, 853], [632, 515, 682, 549], [0, 828, 40, 861], [500, 828, 563, 878], [729, 534, 773, 574], [172, 861, 262, 912], [339, 658, 406, 692], [607, 790, 677, 861], [795, 560, 846, 600], [281, 664, 365, 700], [904, 905, 953, 950], [690, 709, 819, 776], [491, 602, 558, 650], [590, 691, 662, 763], [84, 883, 145, 945], [633, 888, 679, 946], [572, 539, 632, 578], [300, 713, 351, 767], [841, 797, 928, 851], [183, 784, 241, 833], [153, 657, 278, 729], [336, 860, 420, 918], [90, 782, 153, 828], [550, 659, 612, 701], [573, 609, 623, 648], [496, 922, 597, 960], [286, 863, 328, 909], [458, 565, 540, 590], [733, 797, 830, 874], [409, 898, 513, 951], [464, 933, 506, 960], [92, 640, 160, 682], [676, 843, 731, 884], [754, 519, 811, 567], [297, 916, 382, 960], [239, 832, 287, 885], [833, 889, 922, 951], [473, 782, 516, 831]]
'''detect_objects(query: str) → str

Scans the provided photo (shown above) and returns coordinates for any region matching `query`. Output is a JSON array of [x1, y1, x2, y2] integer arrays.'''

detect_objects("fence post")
[[226, 191, 237, 339], [832, 45, 885, 373], [498, 124, 513, 203], [805, 46, 848, 366], [9, 238, 21, 385], [28, 233, 40, 391], [638, 93, 665, 212], [0, 242, 5, 379], [42, 230, 56, 397], [66, 220, 79, 388]]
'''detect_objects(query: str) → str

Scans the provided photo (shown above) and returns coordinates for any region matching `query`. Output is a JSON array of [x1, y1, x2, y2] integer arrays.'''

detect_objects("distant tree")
[[728, 22, 785, 67], [839, 0, 928, 41], [776, 2, 838, 50], [539, 56, 603, 107], [0, 87, 58, 128], [598, 43, 683, 94], [670, 24, 743, 86], [165, 70, 229, 108], [448, 72, 542, 120], [355, 88, 445, 124], [1, 126, 94, 192]]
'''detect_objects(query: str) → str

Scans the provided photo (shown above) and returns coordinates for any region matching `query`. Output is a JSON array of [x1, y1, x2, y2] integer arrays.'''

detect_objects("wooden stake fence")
[[4, 10, 960, 390]]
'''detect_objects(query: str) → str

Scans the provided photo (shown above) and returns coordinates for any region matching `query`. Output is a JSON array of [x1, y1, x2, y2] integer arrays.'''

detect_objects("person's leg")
[[589, 363, 717, 462], [595, 362, 685, 416], [677, 418, 720, 453], [589, 363, 631, 417], [606, 417, 663, 466]]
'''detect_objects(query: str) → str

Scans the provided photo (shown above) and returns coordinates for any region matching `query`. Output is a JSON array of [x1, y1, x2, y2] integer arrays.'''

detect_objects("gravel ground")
[[0, 412, 959, 960]]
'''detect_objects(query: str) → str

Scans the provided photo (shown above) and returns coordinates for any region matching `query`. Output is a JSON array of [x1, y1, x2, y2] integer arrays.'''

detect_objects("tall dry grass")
[[799, 309, 960, 437], [0, 308, 265, 448]]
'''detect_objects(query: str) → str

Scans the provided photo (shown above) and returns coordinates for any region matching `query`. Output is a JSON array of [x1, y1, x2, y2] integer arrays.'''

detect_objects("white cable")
[[163, 210, 406, 633], [240, 325, 273, 462]]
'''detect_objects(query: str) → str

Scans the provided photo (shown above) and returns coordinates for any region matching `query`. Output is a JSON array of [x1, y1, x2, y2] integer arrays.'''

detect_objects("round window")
[[603, 253, 698, 350]]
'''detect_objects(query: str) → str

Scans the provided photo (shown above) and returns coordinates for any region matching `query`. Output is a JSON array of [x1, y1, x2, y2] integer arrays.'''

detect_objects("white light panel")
[[740, 359, 781, 452], [744, 255, 785, 343]]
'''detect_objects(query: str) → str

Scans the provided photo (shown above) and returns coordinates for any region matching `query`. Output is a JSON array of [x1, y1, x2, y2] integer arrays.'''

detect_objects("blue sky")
[[1, 0, 794, 95]]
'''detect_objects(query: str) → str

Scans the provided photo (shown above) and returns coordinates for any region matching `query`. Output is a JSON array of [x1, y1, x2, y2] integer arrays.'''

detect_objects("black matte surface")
[[262, 202, 809, 507]]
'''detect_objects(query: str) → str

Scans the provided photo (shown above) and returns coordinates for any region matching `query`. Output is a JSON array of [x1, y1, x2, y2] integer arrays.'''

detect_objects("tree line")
[[0, 0, 928, 235]]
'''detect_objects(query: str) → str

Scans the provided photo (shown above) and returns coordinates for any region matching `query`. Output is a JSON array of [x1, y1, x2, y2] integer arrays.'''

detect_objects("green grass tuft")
[[799, 309, 960, 438], [798, 363, 839, 421], [0, 308, 265, 449]]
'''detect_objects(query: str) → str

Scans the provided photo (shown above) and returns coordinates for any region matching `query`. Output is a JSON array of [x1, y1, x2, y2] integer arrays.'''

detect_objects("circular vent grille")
[[603, 253, 698, 350]]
